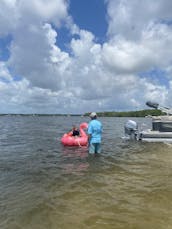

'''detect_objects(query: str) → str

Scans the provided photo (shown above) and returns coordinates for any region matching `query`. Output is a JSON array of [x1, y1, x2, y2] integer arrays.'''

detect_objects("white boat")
[[124, 101, 172, 143]]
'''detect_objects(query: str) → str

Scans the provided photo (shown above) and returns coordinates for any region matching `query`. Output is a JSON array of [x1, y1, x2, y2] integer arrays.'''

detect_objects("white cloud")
[[0, 62, 12, 81], [106, 0, 172, 40], [102, 23, 172, 74], [9, 23, 71, 90], [17, 0, 69, 26], [0, 0, 18, 35], [0, 0, 172, 113]]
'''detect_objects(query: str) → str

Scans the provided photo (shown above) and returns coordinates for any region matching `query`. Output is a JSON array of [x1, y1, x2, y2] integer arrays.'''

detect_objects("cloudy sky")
[[0, 0, 172, 114]]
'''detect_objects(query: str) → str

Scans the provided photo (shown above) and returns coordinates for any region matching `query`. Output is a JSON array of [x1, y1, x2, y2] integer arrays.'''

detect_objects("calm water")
[[0, 116, 172, 229]]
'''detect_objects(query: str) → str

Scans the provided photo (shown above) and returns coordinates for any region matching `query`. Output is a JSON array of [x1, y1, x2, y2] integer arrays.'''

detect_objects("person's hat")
[[90, 112, 97, 118]]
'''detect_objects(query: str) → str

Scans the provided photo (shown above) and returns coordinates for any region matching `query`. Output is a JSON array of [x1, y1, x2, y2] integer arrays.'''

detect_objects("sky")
[[0, 0, 172, 114]]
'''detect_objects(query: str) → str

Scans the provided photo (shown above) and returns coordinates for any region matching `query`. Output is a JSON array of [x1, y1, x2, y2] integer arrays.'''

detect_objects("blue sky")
[[69, 0, 107, 42], [0, 0, 172, 114], [0, 35, 12, 61], [56, 0, 108, 52]]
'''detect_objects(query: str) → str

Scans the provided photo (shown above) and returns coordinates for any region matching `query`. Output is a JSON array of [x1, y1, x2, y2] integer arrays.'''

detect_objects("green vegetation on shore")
[[84, 109, 163, 117]]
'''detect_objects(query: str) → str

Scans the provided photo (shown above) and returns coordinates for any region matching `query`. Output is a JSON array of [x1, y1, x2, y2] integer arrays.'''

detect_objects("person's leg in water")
[[95, 143, 101, 154], [89, 143, 96, 154]]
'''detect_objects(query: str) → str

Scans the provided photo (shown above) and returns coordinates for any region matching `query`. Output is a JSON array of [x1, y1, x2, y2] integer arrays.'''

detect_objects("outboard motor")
[[146, 101, 159, 109], [146, 101, 172, 115], [124, 120, 138, 140]]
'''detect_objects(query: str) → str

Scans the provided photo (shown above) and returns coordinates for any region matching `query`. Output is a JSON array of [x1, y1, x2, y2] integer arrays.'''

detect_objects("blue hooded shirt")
[[88, 119, 102, 143]]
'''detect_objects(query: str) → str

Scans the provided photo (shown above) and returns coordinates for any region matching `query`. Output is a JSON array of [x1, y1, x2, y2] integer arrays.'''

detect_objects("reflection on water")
[[62, 146, 89, 175], [0, 116, 172, 229]]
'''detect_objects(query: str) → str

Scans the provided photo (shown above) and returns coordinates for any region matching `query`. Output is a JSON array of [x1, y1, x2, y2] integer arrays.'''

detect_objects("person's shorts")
[[89, 143, 101, 154]]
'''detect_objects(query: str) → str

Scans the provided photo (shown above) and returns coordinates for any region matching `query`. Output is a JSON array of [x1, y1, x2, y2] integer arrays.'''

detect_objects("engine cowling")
[[124, 120, 138, 140]]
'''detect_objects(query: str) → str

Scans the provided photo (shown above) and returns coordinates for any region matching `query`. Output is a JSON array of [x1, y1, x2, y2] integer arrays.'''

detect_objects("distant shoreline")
[[0, 109, 164, 117]]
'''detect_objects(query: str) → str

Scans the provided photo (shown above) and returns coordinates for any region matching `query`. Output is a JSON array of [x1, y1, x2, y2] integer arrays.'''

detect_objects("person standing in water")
[[88, 112, 102, 154]]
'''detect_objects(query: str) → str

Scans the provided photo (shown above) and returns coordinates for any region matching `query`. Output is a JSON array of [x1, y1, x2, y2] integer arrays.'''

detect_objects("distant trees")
[[85, 109, 163, 117]]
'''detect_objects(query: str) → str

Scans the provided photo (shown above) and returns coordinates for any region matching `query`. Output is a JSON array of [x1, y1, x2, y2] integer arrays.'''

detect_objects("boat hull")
[[139, 130, 172, 142]]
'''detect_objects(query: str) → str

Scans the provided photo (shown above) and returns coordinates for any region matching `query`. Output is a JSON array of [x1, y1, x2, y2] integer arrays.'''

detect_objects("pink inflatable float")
[[61, 122, 88, 146]]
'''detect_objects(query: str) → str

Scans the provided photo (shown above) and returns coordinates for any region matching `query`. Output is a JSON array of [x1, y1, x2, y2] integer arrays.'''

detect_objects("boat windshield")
[[153, 121, 172, 132]]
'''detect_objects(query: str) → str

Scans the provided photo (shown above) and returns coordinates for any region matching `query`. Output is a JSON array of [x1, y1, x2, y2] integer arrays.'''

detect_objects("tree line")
[[84, 109, 163, 117]]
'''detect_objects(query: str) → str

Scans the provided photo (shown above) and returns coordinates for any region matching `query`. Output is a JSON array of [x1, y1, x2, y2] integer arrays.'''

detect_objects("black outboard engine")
[[124, 120, 138, 140], [146, 101, 159, 109], [146, 101, 172, 115]]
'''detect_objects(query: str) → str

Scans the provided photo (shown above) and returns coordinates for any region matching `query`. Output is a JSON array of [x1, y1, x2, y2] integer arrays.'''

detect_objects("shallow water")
[[0, 116, 172, 229]]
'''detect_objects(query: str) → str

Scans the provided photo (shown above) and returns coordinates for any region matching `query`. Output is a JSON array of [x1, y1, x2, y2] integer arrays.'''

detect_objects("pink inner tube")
[[61, 122, 88, 146]]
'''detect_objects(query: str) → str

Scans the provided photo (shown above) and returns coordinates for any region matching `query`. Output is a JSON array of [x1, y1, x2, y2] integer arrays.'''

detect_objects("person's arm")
[[87, 124, 92, 146], [88, 134, 91, 145], [67, 130, 73, 136]]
